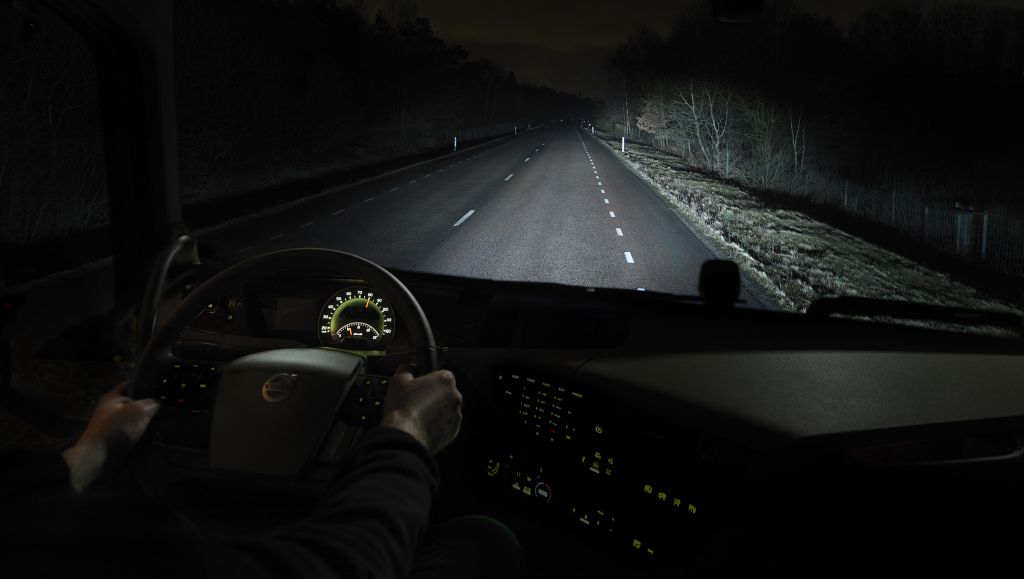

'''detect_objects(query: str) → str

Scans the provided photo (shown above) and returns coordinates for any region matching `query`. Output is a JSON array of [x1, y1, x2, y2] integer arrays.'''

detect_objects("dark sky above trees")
[[361, 0, 1023, 98]]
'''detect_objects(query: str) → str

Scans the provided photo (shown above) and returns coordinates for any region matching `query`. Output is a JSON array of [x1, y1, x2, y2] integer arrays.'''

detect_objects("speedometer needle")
[[365, 299, 370, 308]]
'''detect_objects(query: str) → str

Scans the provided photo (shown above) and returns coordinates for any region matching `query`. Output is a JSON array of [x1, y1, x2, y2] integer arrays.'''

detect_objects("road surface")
[[204, 124, 767, 306]]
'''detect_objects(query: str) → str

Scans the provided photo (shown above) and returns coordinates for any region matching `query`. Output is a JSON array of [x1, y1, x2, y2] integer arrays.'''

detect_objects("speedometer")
[[318, 286, 395, 349]]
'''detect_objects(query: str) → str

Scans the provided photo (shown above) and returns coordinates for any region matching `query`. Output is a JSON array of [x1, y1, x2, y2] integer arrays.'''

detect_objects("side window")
[[1, 4, 117, 450], [1, 4, 109, 286]]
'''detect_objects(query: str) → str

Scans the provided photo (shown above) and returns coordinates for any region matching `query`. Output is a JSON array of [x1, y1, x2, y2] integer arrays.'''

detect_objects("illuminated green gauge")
[[318, 286, 395, 349]]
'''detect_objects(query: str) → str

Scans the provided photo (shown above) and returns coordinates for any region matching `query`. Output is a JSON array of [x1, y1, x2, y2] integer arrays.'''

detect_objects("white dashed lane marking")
[[332, 209, 345, 216], [625, 252, 635, 264], [505, 174, 514, 181], [604, 199, 609, 204], [453, 210, 475, 227], [270, 233, 284, 240], [301, 222, 314, 228], [609, 211, 616, 217], [616, 228, 623, 236], [364, 197, 375, 202]]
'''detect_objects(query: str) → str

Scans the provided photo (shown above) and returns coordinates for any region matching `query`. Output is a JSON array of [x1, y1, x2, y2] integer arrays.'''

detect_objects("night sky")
[[362, 0, 1021, 99]]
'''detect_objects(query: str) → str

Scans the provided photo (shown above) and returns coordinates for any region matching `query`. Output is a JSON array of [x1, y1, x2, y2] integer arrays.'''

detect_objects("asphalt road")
[[204, 124, 766, 306]]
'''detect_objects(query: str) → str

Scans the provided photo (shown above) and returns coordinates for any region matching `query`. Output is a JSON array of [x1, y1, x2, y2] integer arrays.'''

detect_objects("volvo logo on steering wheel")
[[262, 373, 297, 403]]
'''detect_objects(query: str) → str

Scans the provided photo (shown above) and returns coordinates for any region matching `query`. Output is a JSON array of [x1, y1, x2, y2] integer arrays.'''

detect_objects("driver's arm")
[[0, 366, 460, 579], [207, 365, 462, 579]]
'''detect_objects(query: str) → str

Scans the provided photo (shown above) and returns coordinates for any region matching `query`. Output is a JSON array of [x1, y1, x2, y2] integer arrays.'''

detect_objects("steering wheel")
[[129, 248, 440, 479]]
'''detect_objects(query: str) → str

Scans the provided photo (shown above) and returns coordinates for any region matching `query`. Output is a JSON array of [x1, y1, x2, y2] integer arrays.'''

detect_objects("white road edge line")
[[332, 209, 345, 216], [624, 252, 635, 264], [616, 228, 623, 236], [505, 174, 514, 181], [453, 209, 475, 227]]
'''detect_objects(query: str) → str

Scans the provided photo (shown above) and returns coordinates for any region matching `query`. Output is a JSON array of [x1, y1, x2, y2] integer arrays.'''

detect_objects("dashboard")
[[159, 268, 1024, 577]]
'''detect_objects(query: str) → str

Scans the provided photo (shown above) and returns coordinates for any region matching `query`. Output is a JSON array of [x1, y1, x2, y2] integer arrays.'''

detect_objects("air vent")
[[846, 432, 1023, 467]]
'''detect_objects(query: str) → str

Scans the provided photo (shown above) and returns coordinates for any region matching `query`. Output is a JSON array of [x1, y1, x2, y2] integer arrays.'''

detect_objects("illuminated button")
[[571, 391, 583, 399], [607, 457, 614, 465], [594, 425, 604, 434], [642, 484, 653, 495], [657, 492, 667, 501], [688, 503, 698, 515], [672, 498, 682, 508], [594, 451, 602, 459], [646, 547, 655, 556], [632, 539, 642, 550]]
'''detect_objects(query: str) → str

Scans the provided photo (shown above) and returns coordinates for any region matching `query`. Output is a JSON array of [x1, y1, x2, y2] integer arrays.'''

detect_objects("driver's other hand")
[[62, 382, 160, 494], [381, 366, 462, 455]]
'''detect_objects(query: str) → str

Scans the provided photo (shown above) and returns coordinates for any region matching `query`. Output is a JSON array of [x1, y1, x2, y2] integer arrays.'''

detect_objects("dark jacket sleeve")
[[0, 449, 73, 498], [207, 426, 439, 579], [0, 427, 438, 579]]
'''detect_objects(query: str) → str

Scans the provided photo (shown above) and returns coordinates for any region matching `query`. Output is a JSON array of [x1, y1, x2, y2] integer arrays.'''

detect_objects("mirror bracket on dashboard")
[[699, 260, 741, 308]]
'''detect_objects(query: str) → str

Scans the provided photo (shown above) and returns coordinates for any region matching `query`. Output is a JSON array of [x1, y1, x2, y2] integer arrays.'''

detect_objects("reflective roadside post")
[[454, 136, 458, 151], [622, 136, 626, 152]]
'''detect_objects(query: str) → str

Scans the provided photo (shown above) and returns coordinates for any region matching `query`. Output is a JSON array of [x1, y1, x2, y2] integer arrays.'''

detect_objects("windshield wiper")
[[806, 297, 1023, 336]]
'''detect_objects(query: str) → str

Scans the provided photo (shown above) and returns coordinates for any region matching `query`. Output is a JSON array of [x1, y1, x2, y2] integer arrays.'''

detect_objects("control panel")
[[483, 371, 711, 566]]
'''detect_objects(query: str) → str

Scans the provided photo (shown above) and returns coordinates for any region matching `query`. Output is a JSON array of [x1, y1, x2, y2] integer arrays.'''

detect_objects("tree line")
[[599, 0, 1024, 201], [176, 0, 594, 200]]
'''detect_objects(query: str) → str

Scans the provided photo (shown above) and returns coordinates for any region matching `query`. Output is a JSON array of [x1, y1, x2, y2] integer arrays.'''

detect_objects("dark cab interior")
[[3, 1, 1024, 578]]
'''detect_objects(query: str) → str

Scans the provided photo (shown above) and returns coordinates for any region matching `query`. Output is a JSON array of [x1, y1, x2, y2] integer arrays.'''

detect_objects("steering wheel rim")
[[129, 247, 440, 479]]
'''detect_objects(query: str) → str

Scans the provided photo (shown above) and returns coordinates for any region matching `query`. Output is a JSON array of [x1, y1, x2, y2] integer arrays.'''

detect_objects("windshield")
[[4, 0, 1024, 325]]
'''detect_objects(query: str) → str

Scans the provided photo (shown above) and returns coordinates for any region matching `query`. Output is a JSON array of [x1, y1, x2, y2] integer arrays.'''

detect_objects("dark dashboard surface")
[[162, 268, 1024, 576]]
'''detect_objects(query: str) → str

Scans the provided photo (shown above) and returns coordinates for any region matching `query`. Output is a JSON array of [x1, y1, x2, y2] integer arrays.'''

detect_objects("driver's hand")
[[61, 382, 159, 494], [380, 365, 462, 455]]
